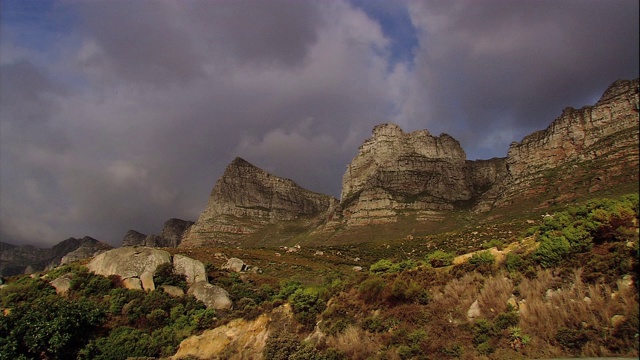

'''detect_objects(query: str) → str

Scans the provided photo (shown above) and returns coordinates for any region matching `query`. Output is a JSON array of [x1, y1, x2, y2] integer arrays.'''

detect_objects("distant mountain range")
[[2, 78, 638, 275]]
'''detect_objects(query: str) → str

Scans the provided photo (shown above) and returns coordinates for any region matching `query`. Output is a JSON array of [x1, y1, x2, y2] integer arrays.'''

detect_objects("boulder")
[[188, 281, 233, 310], [50, 276, 72, 295], [222, 258, 246, 273], [87, 247, 171, 291], [467, 299, 481, 321], [122, 277, 143, 290], [173, 254, 207, 285]]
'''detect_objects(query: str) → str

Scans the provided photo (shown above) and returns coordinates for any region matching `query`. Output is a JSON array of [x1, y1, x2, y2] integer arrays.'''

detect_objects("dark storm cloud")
[[405, 0, 639, 158], [0, 60, 66, 124], [1, 0, 638, 247]]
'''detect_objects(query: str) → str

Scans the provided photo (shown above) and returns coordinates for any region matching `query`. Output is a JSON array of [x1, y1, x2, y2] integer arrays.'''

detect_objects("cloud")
[[404, 0, 639, 158], [0, 0, 638, 247]]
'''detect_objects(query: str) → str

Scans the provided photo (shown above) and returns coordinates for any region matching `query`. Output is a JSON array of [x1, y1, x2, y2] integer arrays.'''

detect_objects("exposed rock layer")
[[122, 218, 194, 248], [337, 124, 508, 226], [338, 78, 639, 224], [182, 157, 338, 247]]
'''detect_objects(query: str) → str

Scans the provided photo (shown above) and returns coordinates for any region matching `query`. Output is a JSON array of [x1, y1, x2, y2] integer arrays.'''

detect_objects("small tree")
[[426, 250, 454, 267]]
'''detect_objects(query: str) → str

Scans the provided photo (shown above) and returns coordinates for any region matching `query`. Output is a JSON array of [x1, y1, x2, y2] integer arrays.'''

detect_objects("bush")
[[153, 263, 187, 291], [533, 235, 570, 268], [0, 277, 55, 307], [426, 250, 454, 268], [483, 239, 505, 250], [263, 332, 300, 360], [555, 328, 589, 352], [504, 253, 524, 273], [358, 276, 386, 304], [468, 251, 495, 266], [290, 287, 326, 329], [1, 296, 105, 360], [370, 259, 394, 274]]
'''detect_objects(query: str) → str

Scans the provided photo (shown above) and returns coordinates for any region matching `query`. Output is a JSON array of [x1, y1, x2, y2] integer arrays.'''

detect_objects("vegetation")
[[0, 194, 637, 359]]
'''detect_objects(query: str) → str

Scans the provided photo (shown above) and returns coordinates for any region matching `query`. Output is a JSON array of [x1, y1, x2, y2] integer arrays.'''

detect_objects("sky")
[[1, 0, 638, 248]]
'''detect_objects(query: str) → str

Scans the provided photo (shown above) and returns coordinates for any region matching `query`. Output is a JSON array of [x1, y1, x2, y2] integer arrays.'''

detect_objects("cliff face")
[[177, 78, 638, 243], [337, 78, 638, 225], [338, 124, 507, 225], [476, 78, 639, 210], [181, 157, 338, 247], [122, 219, 194, 248]]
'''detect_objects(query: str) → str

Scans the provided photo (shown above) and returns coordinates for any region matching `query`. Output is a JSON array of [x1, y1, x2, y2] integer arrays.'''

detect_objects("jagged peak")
[[229, 157, 256, 168], [598, 78, 639, 104]]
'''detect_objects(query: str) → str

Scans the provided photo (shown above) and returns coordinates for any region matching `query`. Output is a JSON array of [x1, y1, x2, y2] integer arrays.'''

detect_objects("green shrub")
[[504, 253, 524, 273], [468, 251, 495, 266], [290, 287, 326, 329], [426, 250, 455, 268], [555, 328, 589, 352], [153, 263, 187, 291], [482, 239, 505, 250], [370, 259, 394, 274], [358, 276, 386, 304], [1, 296, 105, 360], [276, 280, 301, 300], [391, 260, 416, 273], [263, 332, 300, 360], [80, 326, 155, 360], [0, 277, 55, 307], [533, 235, 570, 268]]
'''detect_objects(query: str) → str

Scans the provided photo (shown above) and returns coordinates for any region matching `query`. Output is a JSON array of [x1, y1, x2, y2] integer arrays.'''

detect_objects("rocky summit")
[[337, 78, 638, 225], [178, 78, 638, 245], [181, 157, 338, 247], [337, 123, 506, 226]]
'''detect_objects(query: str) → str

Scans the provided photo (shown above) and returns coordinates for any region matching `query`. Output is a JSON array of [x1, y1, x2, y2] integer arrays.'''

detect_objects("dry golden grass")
[[478, 276, 514, 318], [326, 325, 381, 360], [518, 268, 638, 358]]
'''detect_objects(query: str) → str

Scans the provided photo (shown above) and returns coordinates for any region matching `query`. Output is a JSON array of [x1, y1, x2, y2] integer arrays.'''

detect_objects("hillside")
[[0, 78, 638, 360]]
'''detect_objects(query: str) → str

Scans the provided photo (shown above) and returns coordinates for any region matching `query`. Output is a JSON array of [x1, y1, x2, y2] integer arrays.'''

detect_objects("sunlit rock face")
[[338, 123, 507, 225], [477, 78, 640, 210], [337, 78, 639, 224], [181, 157, 338, 247]]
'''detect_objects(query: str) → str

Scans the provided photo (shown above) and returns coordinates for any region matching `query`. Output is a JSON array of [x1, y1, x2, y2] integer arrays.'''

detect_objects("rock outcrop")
[[477, 78, 639, 211], [172, 304, 294, 359], [337, 124, 508, 225], [87, 247, 172, 291], [122, 218, 194, 248], [181, 157, 338, 247], [122, 230, 147, 247], [335, 78, 638, 225], [187, 281, 233, 310]]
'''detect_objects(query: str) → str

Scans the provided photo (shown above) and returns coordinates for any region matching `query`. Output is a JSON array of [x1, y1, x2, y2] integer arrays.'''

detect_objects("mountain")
[[179, 78, 638, 246], [122, 218, 194, 247], [0, 236, 112, 276], [181, 157, 338, 247]]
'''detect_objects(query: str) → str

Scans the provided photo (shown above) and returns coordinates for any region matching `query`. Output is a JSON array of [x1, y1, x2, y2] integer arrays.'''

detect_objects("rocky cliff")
[[174, 78, 638, 243], [476, 78, 639, 211], [336, 78, 638, 225], [181, 157, 338, 247], [337, 124, 507, 226], [122, 218, 194, 248]]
